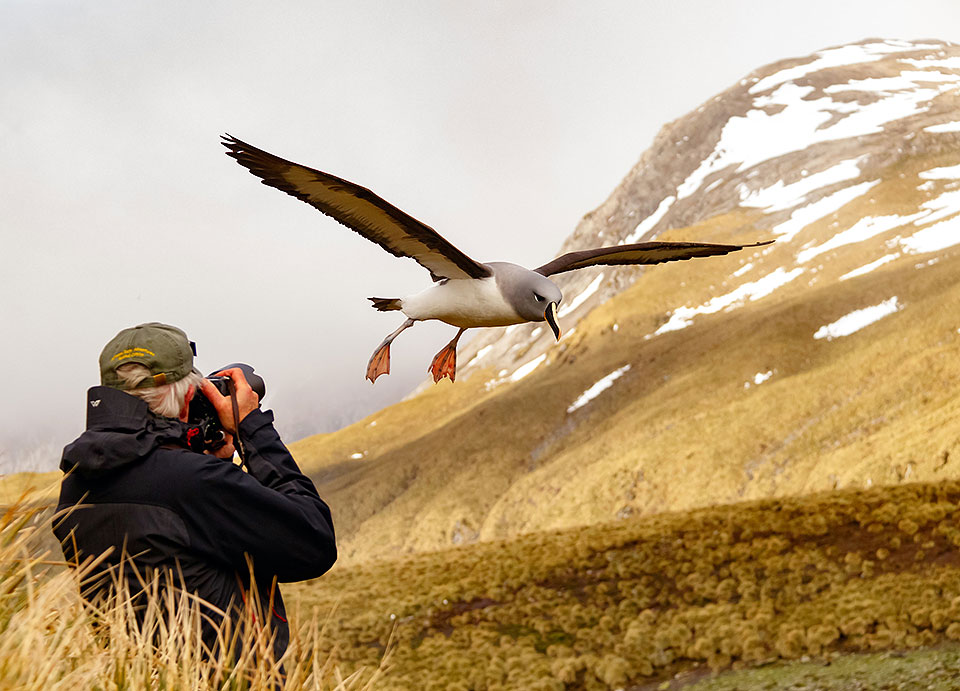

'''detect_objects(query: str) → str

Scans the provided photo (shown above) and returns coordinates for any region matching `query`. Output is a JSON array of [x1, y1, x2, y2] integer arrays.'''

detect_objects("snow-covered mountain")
[[455, 38, 960, 384], [292, 38, 960, 562]]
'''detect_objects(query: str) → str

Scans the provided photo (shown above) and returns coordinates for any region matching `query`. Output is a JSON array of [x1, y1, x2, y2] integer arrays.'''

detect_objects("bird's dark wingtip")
[[221, 133, 243, 153]]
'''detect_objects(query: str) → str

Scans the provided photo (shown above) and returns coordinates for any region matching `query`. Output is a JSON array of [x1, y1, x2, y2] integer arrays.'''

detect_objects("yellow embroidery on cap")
[[111, 347, 156, 361]]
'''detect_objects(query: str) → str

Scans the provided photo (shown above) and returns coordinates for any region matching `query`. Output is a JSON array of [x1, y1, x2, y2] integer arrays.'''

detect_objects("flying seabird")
[[222, 135, 772, 384]]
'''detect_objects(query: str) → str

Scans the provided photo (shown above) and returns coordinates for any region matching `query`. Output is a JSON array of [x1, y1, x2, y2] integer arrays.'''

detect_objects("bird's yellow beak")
[[544, 301, 561, 340]]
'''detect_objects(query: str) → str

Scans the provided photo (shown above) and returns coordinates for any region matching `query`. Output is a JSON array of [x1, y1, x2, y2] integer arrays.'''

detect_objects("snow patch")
[[472, 344, 493, 363], [797, 213, 924, 263], [623, 196, 675, 243], [900, 215, 960, 253], [750, 40, 943, 94], [921, 189, 960, 224], [814, 297, 901, 340], [655, 267, 803, 334], [824, 71, 959, 93], [509, 353, 547, 382], [768, 181, 878, 242], [559, 273, 604, 317], [680, 65, 952, 201], [753, 370, 773, 385], [839, 254, 899, 280], [924, 121, 960, 133], [739, 158, 862, 212], [902, 56, 960, 70], [919, 164, 960, 180], [567, 365, 631, 413], [484, 358, 544, 392], [732, 262, 754, 277], [744, 370, 773, 388]]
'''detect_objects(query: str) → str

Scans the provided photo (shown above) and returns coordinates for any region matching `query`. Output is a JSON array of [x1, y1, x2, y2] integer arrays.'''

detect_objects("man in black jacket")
[[53, 322, 336, 661]]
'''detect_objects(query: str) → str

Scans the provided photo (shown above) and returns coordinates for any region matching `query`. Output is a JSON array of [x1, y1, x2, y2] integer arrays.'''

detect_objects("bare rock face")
[[453, 38, 960, 384]]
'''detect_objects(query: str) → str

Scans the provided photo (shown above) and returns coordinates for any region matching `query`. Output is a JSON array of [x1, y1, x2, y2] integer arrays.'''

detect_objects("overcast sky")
[[3, 1, 960, 474]]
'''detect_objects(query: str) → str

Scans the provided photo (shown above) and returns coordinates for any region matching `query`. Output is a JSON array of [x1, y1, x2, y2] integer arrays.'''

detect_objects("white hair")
[[115, 363, 205, 419]]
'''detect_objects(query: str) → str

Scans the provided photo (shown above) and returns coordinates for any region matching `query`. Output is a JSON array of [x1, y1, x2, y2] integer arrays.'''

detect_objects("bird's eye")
[[534, 294, 545, 302]]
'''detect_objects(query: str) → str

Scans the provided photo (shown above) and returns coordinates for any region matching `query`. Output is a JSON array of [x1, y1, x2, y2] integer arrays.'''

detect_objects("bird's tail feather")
[[369, 297, 403, 312]]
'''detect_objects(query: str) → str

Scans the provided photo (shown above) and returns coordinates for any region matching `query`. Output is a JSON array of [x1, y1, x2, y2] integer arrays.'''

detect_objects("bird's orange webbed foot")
[[366, 318, 416, 384], [366, 343, 391, 383], [429, 344, 457, 383], [429, 328, 466, 383]]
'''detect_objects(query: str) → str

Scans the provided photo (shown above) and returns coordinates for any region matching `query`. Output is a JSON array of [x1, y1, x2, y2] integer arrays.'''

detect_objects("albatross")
[[222, 135, 771, 384]]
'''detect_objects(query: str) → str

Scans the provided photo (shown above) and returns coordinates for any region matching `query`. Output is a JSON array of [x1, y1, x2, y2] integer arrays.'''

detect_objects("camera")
[[185, 363, 266, 454]]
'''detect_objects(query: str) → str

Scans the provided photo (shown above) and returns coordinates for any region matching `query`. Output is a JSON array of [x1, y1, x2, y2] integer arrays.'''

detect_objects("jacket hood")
[[61, 386, 188, 476]]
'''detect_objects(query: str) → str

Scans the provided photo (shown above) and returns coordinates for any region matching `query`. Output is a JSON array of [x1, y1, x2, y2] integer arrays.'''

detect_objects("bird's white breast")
[[401, 277, 525, 328]]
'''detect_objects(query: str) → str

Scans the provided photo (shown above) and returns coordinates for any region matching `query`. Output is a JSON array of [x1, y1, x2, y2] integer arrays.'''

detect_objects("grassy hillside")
[[291, 149, 960, 564], [0, 471, 59, 505], [290, 478, 960, 690]]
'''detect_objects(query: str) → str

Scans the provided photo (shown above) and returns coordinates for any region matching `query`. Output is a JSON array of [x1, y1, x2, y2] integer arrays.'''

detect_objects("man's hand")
[[209, 432, 236, 460], [199, 368, 261, 435]]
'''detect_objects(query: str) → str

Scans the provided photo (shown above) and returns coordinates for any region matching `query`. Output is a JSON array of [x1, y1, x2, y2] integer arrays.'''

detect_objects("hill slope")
[[293, 479, 960, 689], [293, 37, 960, 563]]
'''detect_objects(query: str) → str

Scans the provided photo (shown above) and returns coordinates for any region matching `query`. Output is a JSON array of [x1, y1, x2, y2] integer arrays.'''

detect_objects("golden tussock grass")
[[0, 495, 379, 690], [292, 479, 960, 689]]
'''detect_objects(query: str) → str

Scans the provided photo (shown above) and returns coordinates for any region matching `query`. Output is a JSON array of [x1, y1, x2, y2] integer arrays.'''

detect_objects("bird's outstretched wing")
[[534, 240, 773, 276], [222, 135, 492, 281]]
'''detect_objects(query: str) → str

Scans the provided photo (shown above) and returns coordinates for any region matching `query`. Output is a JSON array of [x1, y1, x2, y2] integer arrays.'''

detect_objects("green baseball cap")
[[100, 322, 197, 390]]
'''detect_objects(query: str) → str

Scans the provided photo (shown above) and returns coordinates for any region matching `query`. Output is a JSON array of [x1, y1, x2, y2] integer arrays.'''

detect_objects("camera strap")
[[225, 378, 248, 468]]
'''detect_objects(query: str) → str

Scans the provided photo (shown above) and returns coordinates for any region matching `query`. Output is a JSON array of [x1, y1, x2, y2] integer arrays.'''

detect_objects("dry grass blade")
[[0, 494, 384, 690]]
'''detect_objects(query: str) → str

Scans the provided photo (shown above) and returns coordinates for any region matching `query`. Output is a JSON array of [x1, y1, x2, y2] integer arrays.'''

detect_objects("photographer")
[[53, 322, 336, 661]]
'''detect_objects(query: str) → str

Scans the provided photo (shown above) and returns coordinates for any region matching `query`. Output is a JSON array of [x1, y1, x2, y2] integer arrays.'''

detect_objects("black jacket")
[[53, 385, 336, 659]]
